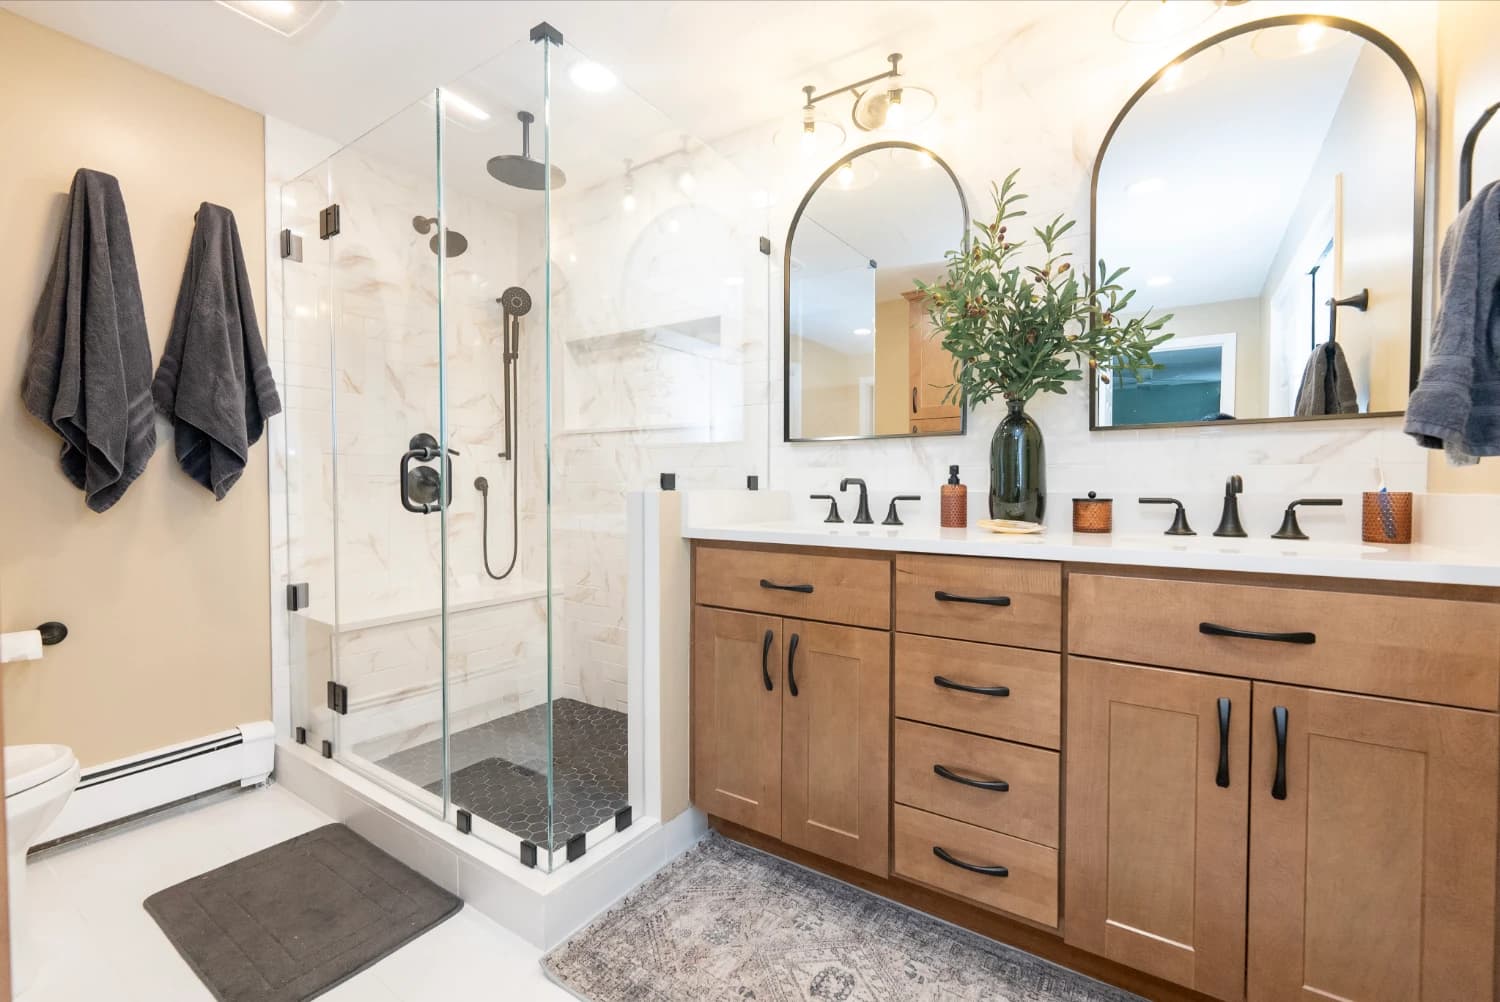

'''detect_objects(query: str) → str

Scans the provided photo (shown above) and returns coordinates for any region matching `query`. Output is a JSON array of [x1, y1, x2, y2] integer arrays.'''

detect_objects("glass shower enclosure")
[[279, 27, 768, 871]]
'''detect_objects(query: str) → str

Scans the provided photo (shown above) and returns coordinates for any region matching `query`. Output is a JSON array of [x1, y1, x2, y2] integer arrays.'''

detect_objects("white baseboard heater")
[[39, 720, 275, 845]]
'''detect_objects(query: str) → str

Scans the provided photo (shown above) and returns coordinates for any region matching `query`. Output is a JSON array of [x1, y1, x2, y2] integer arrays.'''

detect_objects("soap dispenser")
[[941, 465, 968, 528]]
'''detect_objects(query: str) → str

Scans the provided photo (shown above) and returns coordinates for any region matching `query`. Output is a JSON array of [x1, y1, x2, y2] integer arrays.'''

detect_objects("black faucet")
[[840, 478, 873, 525], [1214, 474, 1247, 538]]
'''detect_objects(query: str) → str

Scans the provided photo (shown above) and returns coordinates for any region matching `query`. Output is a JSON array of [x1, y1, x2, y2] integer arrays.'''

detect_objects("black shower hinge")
[[758, 236, 771, 255], [294, 726, 307, 745], [614, 806, 633, 832], [566, 832, 587, 862], [321, 739, 333, 759], [529, 21, 563, 45], [287, 582, 310, 611], [660, 472, 677, 491], [519, 840, 538, 868], [280, 228, 303, 262], [326, 680, 349, 715], [456, 809, 472, 835], [747, 475, 759, 491], [319, 204, 340, 240]]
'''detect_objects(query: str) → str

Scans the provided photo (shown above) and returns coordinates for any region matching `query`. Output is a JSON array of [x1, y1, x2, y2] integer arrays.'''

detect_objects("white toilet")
[[5, 744, 79, 997]]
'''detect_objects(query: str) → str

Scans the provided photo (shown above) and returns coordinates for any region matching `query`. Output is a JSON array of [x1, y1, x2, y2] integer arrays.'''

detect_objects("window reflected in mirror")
[[785, 144, 968, 441], [1092, 18, 1427, 429]]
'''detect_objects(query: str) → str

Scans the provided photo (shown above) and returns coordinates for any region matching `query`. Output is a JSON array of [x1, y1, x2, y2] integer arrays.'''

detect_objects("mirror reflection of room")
[[786, 144, 966, 440], [1094, 21, 1421, 428]]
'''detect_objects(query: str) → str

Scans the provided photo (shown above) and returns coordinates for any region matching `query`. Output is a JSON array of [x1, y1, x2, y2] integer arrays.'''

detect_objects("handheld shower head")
[[498, 286, 532, 318]]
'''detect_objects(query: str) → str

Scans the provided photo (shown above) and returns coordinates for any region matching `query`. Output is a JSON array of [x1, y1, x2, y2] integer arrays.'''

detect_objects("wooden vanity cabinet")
[[903, 290, 961, 433]]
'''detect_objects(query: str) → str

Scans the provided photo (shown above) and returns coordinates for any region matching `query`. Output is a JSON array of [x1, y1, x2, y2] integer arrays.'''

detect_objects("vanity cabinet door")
[[1064, 658, 1250, 1002], [692, 607, 784, 838], [1247, 684, 1498, 1002], [905, 290, 961, 429], [781, 619, 891, 876]]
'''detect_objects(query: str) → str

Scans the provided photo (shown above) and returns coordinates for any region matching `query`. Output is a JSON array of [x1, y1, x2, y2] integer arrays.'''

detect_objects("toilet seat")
[[5, 744, 77, 798]]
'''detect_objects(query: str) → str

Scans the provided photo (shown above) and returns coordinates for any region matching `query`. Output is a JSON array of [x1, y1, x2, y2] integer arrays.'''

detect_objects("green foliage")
[[916, 169, 1173, 407]]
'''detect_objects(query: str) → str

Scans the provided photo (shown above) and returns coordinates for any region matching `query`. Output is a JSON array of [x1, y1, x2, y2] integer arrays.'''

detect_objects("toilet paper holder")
[[37, 622, 67, 646]]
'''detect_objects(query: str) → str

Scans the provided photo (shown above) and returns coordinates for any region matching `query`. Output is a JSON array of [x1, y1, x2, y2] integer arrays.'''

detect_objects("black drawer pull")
[[1216, 697, 1231, 789], [933, 846, 1008, 877], [787, 632, 801, 697], [1272, 705, 1289, 800], [934, 675, 1010, 698], [760, 579, 814, 594], [934, 764, 1009, 792], [1200, 622, 1315, 645], [760, 629, 774, 692], [934, 590, 1011, 607]]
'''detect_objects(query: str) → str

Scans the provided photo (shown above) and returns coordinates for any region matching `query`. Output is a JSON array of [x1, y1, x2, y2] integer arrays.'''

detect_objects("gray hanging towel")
[[1293, 340, 1359, 417], [1405, 180, 1500, 464], [153, 202, 281, 499], [21, 168, 156, 513]]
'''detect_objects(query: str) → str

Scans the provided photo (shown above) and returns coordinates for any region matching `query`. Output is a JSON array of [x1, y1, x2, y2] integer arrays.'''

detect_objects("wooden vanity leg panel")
[[1064, 657, 1250, 1001], [1247, 684, 1499, 1002], [691, 606, 784, 838], [781, 619, 891, 877]]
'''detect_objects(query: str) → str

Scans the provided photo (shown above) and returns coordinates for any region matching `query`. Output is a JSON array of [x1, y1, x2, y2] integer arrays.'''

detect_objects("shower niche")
[[277, 29, 769, 870]]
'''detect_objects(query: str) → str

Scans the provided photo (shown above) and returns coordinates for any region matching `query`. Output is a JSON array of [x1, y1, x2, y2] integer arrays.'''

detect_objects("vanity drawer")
[[893, 804, 1058, 928], [894, 633, 1061, 749], [1069, 573, 1500, 710], [896, 554, 1061, 650], [694, 544, 891, 629], [894, 720, 1059, 847]]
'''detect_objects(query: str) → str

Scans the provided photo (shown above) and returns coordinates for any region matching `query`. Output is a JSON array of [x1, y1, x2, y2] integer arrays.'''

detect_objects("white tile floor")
[[21, 784, 576, 1001]]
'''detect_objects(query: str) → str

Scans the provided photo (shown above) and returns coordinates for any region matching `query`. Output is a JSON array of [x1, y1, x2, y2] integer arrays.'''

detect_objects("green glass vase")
[[989, 398, 1046, 523]]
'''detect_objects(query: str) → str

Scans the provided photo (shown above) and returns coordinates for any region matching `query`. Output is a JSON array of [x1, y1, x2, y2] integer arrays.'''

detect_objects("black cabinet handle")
[[760, 629, 773, 692], [934, 591, 1011, 607], [932, 846, 1008, 877], [934, 765, 1009, 792], [912, 386, 918, 414], [1216, 697, 1231, 789], [760, 579, 814, 594], [1200, 622, 1316, 645], [1272, 705, 1289, 800], [787, 633, 801, 697], [934, 675, 1010, 698]]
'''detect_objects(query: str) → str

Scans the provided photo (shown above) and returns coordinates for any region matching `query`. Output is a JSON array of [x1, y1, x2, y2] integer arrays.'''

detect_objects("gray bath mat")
[[543, 832, 1141, 1001], [145, 823, 460, 1002]]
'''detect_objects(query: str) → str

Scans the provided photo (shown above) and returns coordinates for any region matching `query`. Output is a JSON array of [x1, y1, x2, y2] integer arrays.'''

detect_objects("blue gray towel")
[[1405, 180, 1500, 463], [152, 202, 281, 499], [21, 168, 156, 513]]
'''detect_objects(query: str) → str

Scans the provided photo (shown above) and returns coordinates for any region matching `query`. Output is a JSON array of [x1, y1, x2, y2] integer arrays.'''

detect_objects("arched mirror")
[[784, 142, 969, 441], [1090, 15, 1428, 430]]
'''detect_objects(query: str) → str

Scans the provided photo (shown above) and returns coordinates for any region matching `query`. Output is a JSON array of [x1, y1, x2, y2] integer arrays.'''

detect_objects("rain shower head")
[[498, 286, 532, 317], [486, 111, 566, 191], [412, 215, 468, 257]]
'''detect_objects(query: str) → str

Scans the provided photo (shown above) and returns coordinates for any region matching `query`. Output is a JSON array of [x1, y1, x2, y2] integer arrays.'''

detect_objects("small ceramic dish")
[[977, 518, 1046, 535]]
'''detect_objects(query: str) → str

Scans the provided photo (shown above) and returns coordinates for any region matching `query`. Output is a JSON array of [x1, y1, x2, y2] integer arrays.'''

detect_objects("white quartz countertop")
[[682, 519, 1500, 588]]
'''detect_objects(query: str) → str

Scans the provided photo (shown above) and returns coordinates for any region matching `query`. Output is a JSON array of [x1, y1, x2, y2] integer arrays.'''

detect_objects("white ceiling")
[[1097, 29, 1376, 310]]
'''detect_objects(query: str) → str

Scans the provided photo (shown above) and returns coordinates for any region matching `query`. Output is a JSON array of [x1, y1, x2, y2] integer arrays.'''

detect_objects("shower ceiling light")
[[216, 0, 337, 37], [1111, 0, 1220, 44], [569, 60, 617, 93]]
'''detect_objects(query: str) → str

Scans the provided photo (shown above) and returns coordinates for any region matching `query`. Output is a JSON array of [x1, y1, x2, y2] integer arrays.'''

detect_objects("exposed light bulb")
[[837, 162, 855, 188], [885, 88, 905, 128], [1297, 23, 1325, 51], [622, 192, 637, 213]]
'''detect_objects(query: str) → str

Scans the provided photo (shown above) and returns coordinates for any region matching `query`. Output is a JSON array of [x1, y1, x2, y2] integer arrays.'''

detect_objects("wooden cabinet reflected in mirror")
[[1090, 15, 1429, 430], [784, 142, 968, 442]]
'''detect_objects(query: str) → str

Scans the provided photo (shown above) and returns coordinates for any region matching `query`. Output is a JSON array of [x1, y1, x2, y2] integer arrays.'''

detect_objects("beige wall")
[[1429, 0, 1500, 492], [0, 11, 270, 766]]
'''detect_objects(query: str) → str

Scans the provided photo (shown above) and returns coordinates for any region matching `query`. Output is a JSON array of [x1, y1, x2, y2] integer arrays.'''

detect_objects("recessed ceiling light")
[[217, 0, 336, 38], [852, 327, 872, 336], [1147, 275, 1174, 287], [439, 89, 490, 123], [569, 61, 617, 93], [1127, 177, 1167, 197]]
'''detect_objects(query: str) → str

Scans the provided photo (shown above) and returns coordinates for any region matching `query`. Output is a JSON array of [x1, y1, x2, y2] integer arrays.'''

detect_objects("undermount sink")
[[1115, 535, 1386, 558]]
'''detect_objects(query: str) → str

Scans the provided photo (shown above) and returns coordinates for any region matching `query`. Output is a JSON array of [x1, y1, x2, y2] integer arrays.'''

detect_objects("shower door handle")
[[401, 435, 460, 514], [400, 448, 432, 513]]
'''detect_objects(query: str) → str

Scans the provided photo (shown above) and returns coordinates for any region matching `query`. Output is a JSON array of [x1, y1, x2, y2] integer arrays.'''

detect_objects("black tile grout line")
[[373, 698, 629, 850]]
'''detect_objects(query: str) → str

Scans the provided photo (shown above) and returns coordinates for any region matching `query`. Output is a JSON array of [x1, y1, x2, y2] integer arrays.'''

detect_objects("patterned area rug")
[[543, 832, 1141, 1002]]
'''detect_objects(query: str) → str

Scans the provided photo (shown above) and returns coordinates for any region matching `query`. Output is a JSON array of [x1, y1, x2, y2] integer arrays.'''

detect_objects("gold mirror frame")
[[1087, 14, 1429, 432]]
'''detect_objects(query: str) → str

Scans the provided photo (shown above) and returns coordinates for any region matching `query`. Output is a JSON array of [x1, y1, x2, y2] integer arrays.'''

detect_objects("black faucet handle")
[[883, 495, 922, 527], [1139, 497, 1196, 536], [810, 494, 843, 523], [1271, 498, 1344, 541]]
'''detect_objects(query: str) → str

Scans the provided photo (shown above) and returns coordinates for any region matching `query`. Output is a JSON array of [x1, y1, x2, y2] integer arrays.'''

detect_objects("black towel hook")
[[1459, 102, 1499, 209], [1324, 289, 1369, 350]]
